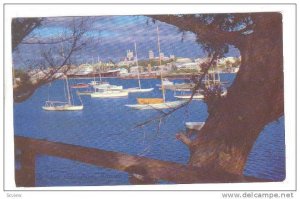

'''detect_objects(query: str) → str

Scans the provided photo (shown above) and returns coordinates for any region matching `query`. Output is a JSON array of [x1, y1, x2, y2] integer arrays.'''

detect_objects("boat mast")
[[161, 72, 166, 102], [60, 43, 71, 105], [93, 63, 96, 82], [99, 67, 102, 83], [157, 26, 162, 66], [97, 56, 102, 82], [65, 75, 72, 105], [157, 26, 165, 102], [134, 42, 141, 89]]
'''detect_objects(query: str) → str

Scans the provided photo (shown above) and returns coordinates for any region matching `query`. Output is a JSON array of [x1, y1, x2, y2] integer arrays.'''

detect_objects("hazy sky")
[[13, 15, 240, 68]]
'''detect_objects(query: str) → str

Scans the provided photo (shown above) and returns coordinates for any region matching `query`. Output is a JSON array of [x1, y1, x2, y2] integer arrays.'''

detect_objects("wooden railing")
[[14, 136, 266, 187]]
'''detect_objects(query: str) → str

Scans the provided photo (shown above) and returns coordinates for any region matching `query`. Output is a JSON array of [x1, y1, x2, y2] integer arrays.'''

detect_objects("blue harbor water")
[[13, 74, 285, 186]]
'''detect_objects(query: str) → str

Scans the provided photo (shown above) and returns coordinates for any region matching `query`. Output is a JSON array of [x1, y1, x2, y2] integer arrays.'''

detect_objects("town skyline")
[[12, 15, 240, 69]]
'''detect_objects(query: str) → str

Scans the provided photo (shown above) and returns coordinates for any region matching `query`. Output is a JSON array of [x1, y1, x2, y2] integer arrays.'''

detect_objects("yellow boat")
[[137, 98, 164, 104]]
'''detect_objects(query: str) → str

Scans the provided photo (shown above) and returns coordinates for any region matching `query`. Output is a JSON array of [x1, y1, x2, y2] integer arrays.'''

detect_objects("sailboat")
[[125, 26, 186, 110], [89, 64, 111, 87], [93, 83, 123, 91], [77, 64, 122, 95], [124, 42, 154, 93], [125, 98, 186, 110], [156, 78, 174, 87], [174, 90, 205, 100], [43, 75, 83, 111], [90, 89, 128, 98], [125, 72, 186, 110], [90, 64, 128, 98], [92, 66, 123, 90], [90, 74, 127, 98], [78, 83, 125, 97]]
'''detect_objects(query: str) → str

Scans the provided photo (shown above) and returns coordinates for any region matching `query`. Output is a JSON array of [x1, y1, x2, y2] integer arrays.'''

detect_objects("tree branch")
[[148, 15, 245, 46]]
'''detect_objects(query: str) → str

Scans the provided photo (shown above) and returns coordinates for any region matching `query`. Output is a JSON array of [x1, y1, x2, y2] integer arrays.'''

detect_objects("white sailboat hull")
[[174, 94, 204, 100], [125, 100, 186, 110], [124, 87, 154, 93], [156, 79, 174, 87], [185, 122, 205, 131], [76, 91, 93, 95], [93, 85, 123, 90], [42, 105, 83, 111], [91, 91, 128, 98], [42, 75, 84, 111]]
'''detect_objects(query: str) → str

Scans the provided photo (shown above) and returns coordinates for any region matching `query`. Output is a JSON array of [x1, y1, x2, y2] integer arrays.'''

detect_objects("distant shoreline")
[[65, 72, 238, 80]]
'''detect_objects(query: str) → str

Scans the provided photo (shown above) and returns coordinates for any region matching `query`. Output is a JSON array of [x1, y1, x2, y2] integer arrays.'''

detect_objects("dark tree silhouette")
[[12, 18, 43, 51], [151, 13, 283, 177], [12, 17, 92, 103]]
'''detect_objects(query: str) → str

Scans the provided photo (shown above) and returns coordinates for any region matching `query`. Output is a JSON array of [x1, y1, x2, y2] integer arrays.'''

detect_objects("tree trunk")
[[187, 13, 283, 176]]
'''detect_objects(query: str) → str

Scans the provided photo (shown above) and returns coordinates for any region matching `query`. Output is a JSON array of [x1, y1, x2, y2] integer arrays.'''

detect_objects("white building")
[[155, 55, 171, 61], [130, 66, 144, 74], [119, 68, 128, 75], [77, 64, 94, 75], [218, 56, 240, 65], [155, 64, 173, 72], [127, 50, 134, 61], [195, 57, 210, 64], [177, 62, 200, 71], [159, 52, 164, 60], [149, 50, 154, 59], [118, 59, 135, 67], [176, 57, 193, 63]]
